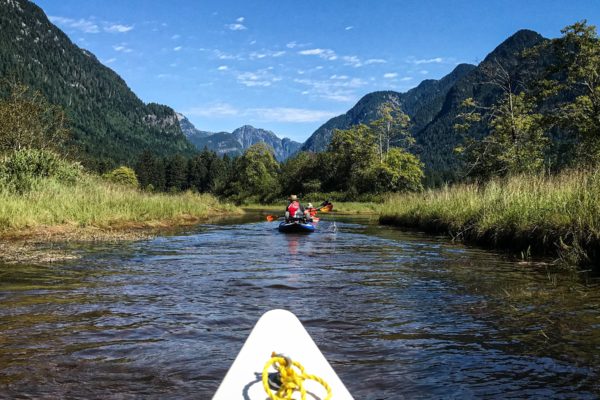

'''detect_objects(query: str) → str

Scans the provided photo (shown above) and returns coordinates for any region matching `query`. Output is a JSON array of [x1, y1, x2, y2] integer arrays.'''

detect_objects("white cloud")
[[412, 57, 444, 64], [113, 44, 132, 53], [217, 65, 228, 71], [249, 50, 286, 59], [174, 46, 182, 51], [50, 16, 135, 34], [104, 24, 133, 33], [364, 58, 387, 65], [236, 17, 245, 22], [298, 48, 337, 61], [171, 34, 181, 40], [343, 55, 362, 67], [294, 77, 366, 102], [330, 75, 348, 80], [286, 41, 298, 49], [249, 52, 267, 59], [103, 58, 116, 64], [226, 23, 247, 31], [345, 26, 354, 30], [420, 70, 429, 74], [383, 72, 398, 79], [49, 16, 99, 33], [400, 76, 413, 81], [184, 103, 239, 117], [182, 104, 338, 124], [214, 49, 242, 60], [248, 107, 339, 123], [237, 71, 277, 87]]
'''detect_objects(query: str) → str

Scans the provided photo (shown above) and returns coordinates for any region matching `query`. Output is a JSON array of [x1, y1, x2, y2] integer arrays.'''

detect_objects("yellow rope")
[[262, 352, 332, 400]]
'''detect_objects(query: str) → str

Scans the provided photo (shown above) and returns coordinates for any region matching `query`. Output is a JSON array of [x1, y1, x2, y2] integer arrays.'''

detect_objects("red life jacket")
[[287, 201, 300, 216]]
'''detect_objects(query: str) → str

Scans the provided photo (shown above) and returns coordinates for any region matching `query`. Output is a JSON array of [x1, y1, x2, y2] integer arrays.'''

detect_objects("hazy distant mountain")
[[0, 0, 196, 169], [184, 122, 302, 161], [175, 113, 211, 139], [301, 29, 549, 185]]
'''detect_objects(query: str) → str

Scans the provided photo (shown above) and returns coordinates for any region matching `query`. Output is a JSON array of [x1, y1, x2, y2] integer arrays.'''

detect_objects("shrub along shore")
[[379, 169, 600, 268]]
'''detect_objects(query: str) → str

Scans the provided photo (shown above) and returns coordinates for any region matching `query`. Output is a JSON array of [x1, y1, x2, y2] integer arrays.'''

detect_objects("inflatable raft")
[[278, 221, 316, 233]]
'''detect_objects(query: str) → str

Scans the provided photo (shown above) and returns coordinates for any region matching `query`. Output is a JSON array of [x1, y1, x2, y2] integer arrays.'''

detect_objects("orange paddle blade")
[[266, 215, 277, 222]]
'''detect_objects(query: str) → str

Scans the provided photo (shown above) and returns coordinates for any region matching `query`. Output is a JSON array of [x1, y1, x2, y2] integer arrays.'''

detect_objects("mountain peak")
[[185, 123, 301, 161], [483, 29, 545, 63], [237, 124, 258, 130]]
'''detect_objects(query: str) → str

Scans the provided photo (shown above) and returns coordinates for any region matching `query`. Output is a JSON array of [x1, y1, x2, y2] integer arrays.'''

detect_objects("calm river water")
[[1, 214, 599, 399]]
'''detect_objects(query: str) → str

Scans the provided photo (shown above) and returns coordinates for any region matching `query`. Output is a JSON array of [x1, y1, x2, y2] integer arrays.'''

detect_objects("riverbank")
[[0, 175, 241, 263], [379, 169, 600, 268]]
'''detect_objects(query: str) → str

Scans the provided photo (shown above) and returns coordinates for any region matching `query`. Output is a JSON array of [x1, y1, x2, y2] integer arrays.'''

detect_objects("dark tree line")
[[134, 149, 232, 194]]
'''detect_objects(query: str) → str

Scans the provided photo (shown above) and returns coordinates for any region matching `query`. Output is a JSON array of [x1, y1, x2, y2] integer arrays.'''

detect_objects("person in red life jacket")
[[306, 203, 317, 218], [285, 194, 307, 222]]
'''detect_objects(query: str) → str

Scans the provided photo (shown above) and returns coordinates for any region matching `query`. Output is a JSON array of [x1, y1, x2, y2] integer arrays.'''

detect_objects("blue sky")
[[34, 0, 600, 142]]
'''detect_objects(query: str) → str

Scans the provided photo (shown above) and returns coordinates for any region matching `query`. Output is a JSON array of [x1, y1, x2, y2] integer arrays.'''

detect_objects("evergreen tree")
[[165, 154, 188, 192], [187, 153, 209, 192]]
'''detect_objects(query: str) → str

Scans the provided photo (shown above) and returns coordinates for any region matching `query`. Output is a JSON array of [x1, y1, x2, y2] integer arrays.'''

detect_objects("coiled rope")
[[262, 352, 332, 400]]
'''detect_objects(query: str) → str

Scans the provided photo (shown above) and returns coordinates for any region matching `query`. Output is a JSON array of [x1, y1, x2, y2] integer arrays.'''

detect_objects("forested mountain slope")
[[0, 0, 196, 169]]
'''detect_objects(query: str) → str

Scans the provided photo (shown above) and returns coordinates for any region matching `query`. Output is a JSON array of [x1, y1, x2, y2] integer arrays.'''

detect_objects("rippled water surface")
[[1, 214, 600, 399]]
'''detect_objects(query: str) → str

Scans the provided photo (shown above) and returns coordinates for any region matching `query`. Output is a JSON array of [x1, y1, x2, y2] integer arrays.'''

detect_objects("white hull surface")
[[213, 309, 354, 399]]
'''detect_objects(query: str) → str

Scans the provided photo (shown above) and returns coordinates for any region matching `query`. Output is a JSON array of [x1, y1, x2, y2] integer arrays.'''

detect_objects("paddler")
[[285, 194, 308, 222]]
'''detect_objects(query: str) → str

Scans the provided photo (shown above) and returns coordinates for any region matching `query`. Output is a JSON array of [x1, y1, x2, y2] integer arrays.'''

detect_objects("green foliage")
[[230, 143, 280, 203], [370, 102, 412, 161], [327, 124, 379, 192], [0, 148, 81, 193], [540, 21, 600, 165], [456, 91, 548, 180], [135, 151, 166, 191], [103, 166, 139, 188], [325, 110, 424, 194], [165, 155, 188, 192], [279, 151, 320, 195], [366, 148, 424, 193], [0, 82, 69, 154]]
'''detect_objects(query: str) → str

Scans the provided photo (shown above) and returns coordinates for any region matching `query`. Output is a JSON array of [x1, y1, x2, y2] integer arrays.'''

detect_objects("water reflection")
[[1, 215, 599, 399]]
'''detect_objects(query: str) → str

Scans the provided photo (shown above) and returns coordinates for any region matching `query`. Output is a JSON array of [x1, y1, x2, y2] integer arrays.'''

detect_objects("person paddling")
[[285, 194, 307, 222], [306, 203, 318, 220]]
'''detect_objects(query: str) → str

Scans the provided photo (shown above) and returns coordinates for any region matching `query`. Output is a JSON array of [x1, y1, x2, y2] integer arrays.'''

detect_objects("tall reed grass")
[[380, 169, 600, 267], [0, 168, 238, 233]]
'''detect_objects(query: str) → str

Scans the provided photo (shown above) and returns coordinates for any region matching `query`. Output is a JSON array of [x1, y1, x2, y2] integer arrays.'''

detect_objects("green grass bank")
[[0, 177, 238, 236], [379, 169, 600, 267], [0, 151, 240, 241]]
